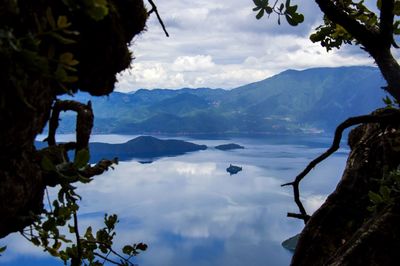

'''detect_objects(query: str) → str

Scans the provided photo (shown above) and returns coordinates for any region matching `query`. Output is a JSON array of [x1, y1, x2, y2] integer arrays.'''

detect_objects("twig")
[[93, 252, 122, 265], [147, 0, 169, 37], [45, 188, 53, 213], [72, 211, 82, 266], [282, 109, 400, 224]]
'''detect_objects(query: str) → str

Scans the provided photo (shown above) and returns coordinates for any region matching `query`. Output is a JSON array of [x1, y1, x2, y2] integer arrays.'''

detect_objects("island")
[[35, 136, 207, 163], [88, 136, 207, 162], [215, 143, 244, 151], [226, 164, 242, 175]]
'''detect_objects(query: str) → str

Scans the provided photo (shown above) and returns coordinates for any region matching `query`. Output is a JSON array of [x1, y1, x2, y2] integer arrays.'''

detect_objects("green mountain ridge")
[[56, 66, 387, 135]]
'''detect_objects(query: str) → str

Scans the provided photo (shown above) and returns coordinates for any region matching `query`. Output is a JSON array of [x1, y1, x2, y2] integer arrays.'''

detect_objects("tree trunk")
[[0, 79, 53, 238], [0, 0, 147, 238], [291, 109, 400, 265]]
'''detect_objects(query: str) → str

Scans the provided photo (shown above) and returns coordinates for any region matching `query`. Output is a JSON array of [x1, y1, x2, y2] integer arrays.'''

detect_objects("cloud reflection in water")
[[1, 137, 348, 266]]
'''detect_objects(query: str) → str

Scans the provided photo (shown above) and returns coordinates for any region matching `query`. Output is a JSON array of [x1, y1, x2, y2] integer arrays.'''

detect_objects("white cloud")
[[173, 55, 215, 71], [114, 0, 377, 92]]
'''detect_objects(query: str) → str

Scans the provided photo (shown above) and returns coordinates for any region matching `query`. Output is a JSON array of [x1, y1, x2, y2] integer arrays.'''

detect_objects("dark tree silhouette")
[[254, 0, 400, 264], [0, 0, 150, 264]]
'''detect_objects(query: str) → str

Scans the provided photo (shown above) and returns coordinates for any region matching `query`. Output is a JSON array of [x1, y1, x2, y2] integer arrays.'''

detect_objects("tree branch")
[[283, 109, 400, 224], [93, 252, 121, 265], [314, 0, 379, 51], [147, 0, 169, 37], [46, 100, 93, 152], [380, 0, 396, 48], [79, 158, 118, 178], [72, 211, 82, 266]]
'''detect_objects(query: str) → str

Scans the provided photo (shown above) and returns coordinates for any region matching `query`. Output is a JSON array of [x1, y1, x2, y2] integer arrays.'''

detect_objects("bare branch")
[[93, 252, 121, 265], [147, 0, 169, 37], [46, 100, 93, 152], [283, 109, 400, 224], [287, 212, 310, 220], [72, 211, 82, 266]]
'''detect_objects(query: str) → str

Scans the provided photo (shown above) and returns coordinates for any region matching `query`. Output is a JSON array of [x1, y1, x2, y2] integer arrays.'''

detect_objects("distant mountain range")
[[56, 66, 388, 135]]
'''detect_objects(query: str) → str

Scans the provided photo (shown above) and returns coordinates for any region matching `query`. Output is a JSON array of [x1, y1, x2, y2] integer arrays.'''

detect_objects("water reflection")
[[2, 136, 348, 266]]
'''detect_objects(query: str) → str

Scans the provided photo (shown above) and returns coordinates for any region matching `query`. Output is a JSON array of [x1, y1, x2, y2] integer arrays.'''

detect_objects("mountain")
[[55, 66, 387, 135]]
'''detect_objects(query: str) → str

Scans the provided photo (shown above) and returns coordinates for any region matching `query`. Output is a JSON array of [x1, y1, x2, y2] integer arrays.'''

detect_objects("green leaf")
[[49, 32, 76, 44], [53, 241, 62, 250], [85, 0, 109, 21], [64, 75, 79, 83], [59, 52, 79, 66], [68, 224, 76, 234], [41, 156, 56, 172], [136, 243, 147, 251], [367, 205, 376, 212], [383, 96, 393, 105], [376, 0, 382, 10], [379, 186, 391, 201], [256, 9, 265, 20], [46, 8, 56, 29], [253, 0, 263, 7], [78, 175, 92, 184], [368, 191, 383, 204], [57, 16, 71, 29], [0, 246, 7, 253], [31, 237, 41, 246], [74, 149, 90, 169], [122, 245, 133, 255]]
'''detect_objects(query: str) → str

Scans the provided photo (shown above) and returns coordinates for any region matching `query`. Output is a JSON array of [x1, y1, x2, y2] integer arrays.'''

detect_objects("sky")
[[115, 0, 375, 92]]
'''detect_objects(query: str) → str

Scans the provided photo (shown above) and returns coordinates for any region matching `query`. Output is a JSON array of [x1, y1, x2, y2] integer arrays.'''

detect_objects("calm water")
[[1, 135, 349, 266]]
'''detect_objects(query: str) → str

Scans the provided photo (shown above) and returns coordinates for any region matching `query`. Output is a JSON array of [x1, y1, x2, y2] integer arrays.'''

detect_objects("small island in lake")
[[215, 143, 244, 151], [226, 164, 242, 175]]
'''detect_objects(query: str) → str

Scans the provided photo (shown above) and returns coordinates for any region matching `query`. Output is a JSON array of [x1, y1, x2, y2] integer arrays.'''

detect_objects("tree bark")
[[291, 109, 400, 265]]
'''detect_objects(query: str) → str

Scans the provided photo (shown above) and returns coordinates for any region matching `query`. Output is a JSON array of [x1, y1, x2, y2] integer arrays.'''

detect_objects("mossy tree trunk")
[[0, 0, 147, 238]]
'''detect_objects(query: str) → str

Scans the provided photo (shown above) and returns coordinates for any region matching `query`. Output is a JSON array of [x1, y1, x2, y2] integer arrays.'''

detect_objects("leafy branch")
[[252, 0, 304, 26], [19, 99, 146, 265]]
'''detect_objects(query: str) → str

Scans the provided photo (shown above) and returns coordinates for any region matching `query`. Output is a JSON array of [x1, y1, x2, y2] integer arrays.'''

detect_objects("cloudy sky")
[[115, 0, 374, 92]]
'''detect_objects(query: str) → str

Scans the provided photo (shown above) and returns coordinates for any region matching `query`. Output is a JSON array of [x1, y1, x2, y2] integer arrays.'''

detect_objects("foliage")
[[383, 95, 400, 109], [252, 0, 304, 26], [368, 167, 400, 213], [253, 0, 400, 53], [20, 144, 146, 266]]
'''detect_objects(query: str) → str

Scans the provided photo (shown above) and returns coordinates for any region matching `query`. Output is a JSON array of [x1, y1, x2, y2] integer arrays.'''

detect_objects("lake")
[[0, 134, 349, 266]]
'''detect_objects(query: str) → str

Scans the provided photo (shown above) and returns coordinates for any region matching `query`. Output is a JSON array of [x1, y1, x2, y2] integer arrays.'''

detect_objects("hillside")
[[89, 136, 207, 162], [35, 136, 208, 162], [56, 66, 387, 134]]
